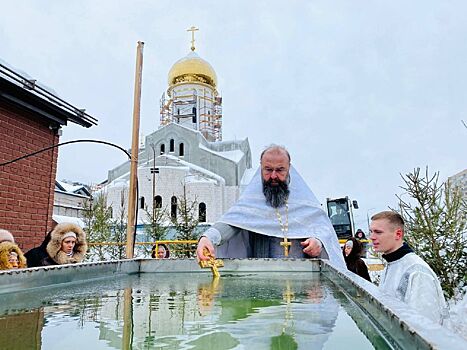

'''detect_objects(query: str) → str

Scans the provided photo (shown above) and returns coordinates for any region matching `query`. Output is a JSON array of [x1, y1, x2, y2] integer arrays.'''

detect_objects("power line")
[[0, 139, 131, 168]]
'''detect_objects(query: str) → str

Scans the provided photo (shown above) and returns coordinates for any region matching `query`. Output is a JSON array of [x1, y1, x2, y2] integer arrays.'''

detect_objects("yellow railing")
[[88, 240, 198, 259]]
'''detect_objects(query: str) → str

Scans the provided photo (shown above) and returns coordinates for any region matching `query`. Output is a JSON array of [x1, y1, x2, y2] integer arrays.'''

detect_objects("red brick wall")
[[0, 103, 59, 252]]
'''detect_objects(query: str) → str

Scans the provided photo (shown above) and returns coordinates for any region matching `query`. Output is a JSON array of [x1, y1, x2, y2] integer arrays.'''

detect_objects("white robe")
[[203, 167, 345, 268], [379, 252, 448, 324]]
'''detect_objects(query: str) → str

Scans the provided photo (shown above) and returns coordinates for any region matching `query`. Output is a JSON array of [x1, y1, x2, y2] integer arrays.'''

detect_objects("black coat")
[[343, 238, 372, 282], [24, 232, 57, 267]]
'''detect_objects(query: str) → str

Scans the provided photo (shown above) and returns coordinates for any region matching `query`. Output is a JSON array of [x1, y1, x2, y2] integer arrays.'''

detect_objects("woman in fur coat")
[[342, 237, 371, 282], [0, 241, 27, 269], [25, 222, 87, 267]]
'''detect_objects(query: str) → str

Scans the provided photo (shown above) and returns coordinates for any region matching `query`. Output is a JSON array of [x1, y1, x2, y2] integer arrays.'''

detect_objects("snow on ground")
[[445, 290, 467, 341]]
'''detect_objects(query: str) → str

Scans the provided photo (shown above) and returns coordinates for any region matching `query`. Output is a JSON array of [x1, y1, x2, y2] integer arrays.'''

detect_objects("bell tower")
[[160, 27, 222, 141]]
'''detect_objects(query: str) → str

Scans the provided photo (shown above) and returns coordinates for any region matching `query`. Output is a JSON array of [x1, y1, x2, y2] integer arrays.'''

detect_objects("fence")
[[87, 240, 198, 260]]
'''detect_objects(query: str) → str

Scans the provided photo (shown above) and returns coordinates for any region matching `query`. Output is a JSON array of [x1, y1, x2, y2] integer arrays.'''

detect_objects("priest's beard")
[[262, 176, 290, 208]]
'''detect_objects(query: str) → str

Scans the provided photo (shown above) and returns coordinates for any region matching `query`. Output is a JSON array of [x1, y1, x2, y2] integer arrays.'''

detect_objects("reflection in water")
[[122, 288, 133, 350], [0, 273, 381, 350], [0, 309, 44, 350]]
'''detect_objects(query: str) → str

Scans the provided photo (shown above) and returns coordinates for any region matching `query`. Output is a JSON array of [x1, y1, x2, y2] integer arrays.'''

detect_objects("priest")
[[196, 145, 345, 268]]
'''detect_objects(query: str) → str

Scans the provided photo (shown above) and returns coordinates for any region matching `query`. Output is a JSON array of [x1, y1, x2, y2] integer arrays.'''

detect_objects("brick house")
[[0, 63, 97, 251]]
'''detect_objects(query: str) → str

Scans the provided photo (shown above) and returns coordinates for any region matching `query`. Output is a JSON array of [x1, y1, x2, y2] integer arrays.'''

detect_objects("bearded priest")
[[196, 145, 345, 268]]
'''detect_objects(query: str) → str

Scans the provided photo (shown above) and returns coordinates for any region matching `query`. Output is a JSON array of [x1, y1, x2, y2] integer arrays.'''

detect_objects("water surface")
[[0, 273, 392, 349]]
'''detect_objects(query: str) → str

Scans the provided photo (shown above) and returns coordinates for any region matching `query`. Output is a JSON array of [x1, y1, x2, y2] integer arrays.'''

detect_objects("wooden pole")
[[126, 41, 144, 258]]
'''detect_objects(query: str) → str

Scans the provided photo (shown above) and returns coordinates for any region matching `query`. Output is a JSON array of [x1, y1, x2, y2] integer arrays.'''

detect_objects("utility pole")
[[149, 144, 159, 218], [126, 41, 144, 259]]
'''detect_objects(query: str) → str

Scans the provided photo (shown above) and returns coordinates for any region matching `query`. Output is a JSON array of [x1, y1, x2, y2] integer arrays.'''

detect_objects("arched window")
[[170, 139, 175, 152], [199, 202, 206, 222], [160, 144, 165, 154], [171, 196, 177, 219], [140, 196, 145, 209], [192, 107, 197, 123], [179, 143, 184, 156], [108, 207, 113, 218], [155, 195, 162, 208]]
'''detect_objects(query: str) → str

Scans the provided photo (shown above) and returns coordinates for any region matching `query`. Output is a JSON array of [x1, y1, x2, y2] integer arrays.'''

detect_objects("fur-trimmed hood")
[[46, 223, 87, 264], [0, 241, 27, 270]]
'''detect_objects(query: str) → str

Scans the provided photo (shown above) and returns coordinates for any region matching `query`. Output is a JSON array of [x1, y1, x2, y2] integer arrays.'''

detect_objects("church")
[[103, 30, 254, 228]]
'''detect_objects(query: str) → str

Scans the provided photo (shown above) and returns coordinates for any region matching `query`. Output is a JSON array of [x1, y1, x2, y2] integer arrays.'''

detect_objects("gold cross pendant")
[[280, 238, 292, 257], [199, 248, 224, 278]]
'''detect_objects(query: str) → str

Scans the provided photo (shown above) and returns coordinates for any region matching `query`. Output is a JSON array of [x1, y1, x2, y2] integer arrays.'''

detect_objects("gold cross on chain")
[[275, 201, 291, 257]]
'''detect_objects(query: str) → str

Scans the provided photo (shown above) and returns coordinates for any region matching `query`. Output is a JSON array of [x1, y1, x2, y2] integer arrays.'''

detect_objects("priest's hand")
[[301, 237, 323, 257], [197, 236, 216, 261]]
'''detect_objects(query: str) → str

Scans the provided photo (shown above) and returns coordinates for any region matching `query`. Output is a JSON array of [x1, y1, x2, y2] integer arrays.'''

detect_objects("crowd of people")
[[0, 144, 449, 326], [0, 223, 88, 270]]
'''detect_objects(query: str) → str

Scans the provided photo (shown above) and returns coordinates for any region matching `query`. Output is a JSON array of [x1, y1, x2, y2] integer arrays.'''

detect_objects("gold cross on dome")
[[187, 26, 199, 51], [199, 248, 224, 278], [280, 237, 292, 257]]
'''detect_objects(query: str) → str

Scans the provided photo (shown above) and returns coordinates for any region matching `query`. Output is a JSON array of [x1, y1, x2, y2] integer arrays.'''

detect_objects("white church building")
[[103, 34, 254, 227]]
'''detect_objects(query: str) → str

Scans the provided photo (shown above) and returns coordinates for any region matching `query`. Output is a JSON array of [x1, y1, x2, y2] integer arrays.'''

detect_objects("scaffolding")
[[160, 88, 222, 141]]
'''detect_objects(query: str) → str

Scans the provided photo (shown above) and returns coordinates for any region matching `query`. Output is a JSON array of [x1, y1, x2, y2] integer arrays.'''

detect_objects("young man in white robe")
[[370, 211, 448, 324], [196, 145, 345, 268]]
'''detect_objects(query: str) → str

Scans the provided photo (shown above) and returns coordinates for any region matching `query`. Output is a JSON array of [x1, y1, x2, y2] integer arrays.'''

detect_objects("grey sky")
[[1, 0, 466, 230]]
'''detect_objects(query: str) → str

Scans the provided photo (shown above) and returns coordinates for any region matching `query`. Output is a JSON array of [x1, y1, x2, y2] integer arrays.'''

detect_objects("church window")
[[108, 207, 113, 218], [179, 143, 184, 156], [155, 195, 162, 208], [199, 202, 206, 222], [171, 196, 177, 219], [208, 110, 210, 115], [140, 196, 145, 209], [170, 139, 175, 152], [177, 108, 180, 115], [192, 107, 197, 123], [160, 144, 165, 154]]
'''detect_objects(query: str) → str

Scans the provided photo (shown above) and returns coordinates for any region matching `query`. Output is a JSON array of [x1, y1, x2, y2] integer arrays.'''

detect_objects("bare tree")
[[396, 167, 467, 299], [109, 190, 128, 260]]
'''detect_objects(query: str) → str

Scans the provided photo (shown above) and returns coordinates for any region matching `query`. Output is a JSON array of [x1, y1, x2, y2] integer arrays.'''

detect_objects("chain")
[[274, 201, 289, 238]]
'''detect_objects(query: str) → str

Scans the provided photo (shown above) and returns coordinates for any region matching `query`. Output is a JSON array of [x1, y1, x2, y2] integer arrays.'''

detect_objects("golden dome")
[[168, 51, 217, 88]]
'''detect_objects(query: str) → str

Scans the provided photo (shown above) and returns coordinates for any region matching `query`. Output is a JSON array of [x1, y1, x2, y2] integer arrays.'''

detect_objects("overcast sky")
[[1, 1, 466, 230]]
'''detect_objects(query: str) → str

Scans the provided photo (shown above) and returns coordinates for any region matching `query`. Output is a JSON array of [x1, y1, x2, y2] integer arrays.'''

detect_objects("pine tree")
[[170, 184, 200, 257], [143, 202, 168, 257], [397, 167, 467, 299], [83, 192, 113, 261]]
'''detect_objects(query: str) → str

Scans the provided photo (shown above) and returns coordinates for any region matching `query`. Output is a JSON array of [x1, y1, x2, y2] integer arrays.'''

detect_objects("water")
[[0, 273, 393, 350]]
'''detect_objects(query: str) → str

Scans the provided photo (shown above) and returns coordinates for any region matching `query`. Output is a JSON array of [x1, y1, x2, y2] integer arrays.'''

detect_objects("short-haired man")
[[370, 211, 447, 324], [197, 145, 345, 267]]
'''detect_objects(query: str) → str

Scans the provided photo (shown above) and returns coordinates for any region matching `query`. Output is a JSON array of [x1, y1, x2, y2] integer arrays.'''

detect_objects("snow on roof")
[[52, 215, 85, 228], [57, 180, 85, 193], [0, 58, 59, 95], [198, 144, 244, 163], [162, 154, 225, 185]]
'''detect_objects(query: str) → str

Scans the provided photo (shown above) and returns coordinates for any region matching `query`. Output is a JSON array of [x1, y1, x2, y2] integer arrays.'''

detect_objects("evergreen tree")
[[396, 167, 467, 299], [170, 185, 200, 257], [143, 202, 168, 257], [83, 192, 113, 261]]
